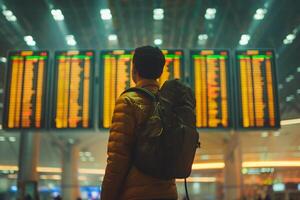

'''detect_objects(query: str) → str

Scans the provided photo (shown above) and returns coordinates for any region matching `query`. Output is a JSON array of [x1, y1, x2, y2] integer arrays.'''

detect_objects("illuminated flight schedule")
[[235, 50, 280, 129], [100, 49, 184, 128], [191, 50, 232, 129], [52, 51, 95, 129], [3, 51, 48, 129], [159, 50, 183, 85]]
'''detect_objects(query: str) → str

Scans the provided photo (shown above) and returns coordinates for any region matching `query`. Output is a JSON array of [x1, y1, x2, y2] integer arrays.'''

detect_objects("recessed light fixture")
[[239, 34, 251, 46], [153, 8, 164, 20], [198, 34, 208, 41], [51, 9, 64, 21], [205, 8, 216, 20], [24, 35, 36, 47], [254, 8, 267, 20], [8, 137, 16, 142], [2, 9, 17, 22], [108, 34, 118, 41], [154, 38, 162, 45], [65, 35, 77, 46], [0, 136, 5, 142], [100, 9, 112, 20]]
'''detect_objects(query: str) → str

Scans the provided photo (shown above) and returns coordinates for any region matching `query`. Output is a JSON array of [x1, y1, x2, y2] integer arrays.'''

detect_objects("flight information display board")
[[190, 50, 232, 129], [51, 51, 95, 129], [2, 51, 48, 129], [100, 49, 184, 128], [235, 50, 280, 129]]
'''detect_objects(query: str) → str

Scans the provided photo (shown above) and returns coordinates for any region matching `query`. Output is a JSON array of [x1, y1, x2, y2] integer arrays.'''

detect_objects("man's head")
[[132, 45, 165, 83]]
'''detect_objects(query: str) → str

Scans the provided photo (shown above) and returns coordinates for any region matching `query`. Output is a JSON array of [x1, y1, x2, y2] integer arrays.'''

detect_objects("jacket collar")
[[136, 79, 159, 89]]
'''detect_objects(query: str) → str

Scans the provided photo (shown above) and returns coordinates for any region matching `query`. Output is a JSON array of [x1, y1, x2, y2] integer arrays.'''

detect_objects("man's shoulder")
[[119, 89, 153, 107]]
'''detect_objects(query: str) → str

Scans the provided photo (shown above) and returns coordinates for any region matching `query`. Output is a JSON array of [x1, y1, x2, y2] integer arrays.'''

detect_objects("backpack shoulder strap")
[[121, 87, 157, 101]]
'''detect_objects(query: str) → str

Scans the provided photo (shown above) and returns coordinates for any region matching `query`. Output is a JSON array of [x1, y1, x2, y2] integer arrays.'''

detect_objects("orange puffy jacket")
[[101, 79, 178, 200]]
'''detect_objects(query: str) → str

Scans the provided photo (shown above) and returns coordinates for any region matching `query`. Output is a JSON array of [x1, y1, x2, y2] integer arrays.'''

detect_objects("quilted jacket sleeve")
[[101, 94, 136, 200]]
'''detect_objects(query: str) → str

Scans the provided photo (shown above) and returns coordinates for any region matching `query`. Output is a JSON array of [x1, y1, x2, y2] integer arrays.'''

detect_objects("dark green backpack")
[[123, 79, 200, 179]]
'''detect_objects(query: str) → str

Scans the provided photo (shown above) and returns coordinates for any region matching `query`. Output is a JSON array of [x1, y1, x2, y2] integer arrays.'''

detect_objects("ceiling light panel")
[[205, 8, 216, 20], [100, 9, 112, 20], [51, 9, 64, 21]]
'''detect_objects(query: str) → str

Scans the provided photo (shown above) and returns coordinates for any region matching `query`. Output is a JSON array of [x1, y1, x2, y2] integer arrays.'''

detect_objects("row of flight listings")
[[2, 49, 280, 131]]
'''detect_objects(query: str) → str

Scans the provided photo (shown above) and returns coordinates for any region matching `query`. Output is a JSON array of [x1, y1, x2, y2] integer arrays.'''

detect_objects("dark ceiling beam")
[[186, 0, 203, 48], [169, 0, 180, 49], [177, 1, 190, 48], [111, 0, 129, 48], [211, 1, 230, 48], [68, 0, 90, 48]]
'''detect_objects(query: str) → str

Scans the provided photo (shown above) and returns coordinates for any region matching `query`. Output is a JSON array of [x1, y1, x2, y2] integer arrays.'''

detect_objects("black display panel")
[[3, 51, 48, 129], [190, 50, 232, 129], [51, 51, 95, 129], [235, 49, 280, 129], [99, 49, 184, 128]]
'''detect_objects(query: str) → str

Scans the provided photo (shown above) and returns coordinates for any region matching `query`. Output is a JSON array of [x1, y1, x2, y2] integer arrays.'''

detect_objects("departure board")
[[100, 49, 184, 128], [2, 51, 48, 129], [51, 51, 95, 129], [235, 50, 280, 129], [190, 50, 232, 129]]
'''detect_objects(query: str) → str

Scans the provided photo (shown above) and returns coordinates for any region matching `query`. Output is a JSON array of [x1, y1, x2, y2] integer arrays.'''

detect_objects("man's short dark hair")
[[133, 46, 165, 79]]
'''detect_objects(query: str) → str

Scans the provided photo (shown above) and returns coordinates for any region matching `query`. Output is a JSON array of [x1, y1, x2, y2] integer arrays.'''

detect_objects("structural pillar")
[[61, 142, 80, 199], [223, 132, 243, 200], [17, 132, 40, 200]]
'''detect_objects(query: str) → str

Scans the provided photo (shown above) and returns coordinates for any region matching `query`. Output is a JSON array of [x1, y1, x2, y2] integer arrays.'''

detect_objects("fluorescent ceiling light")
[[0, 57, 7, 63], [2, 10, 13, 16], [286, 74, 294, 82], [100, 9, 112, 20], [198, 34, 208, 40], [254, 8, 267, 20], [241, 34, 250, 41], [153, 8, 164, 15], [286, 34, 296, 41], [154, 38, 162, 45], [6, 15, 16, 22], [26, 40, 36, 46], [285, 95, 295, 102], [283, 33, 296, 45], [24, 35, 36, 46], [205, 8, 216, 20], [0, 136, 5, 142], [108, 34, 117, 41], [65, 35, 77, 46], [51, 9, 64, 21], [8, 137, 16, 142], [24, 35, 33, 41], [239, 34, 251, 45], [2, 9, 17, 22], [153, 8, 164, 20]]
